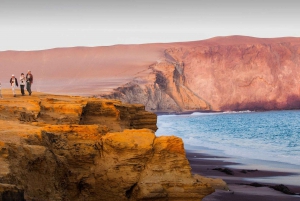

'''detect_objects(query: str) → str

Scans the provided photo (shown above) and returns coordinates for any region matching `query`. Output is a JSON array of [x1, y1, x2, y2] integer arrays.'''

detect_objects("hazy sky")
[[1, 0, 299, 51]]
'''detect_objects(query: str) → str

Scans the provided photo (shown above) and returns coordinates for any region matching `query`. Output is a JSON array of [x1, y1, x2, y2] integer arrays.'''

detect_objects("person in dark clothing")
[[26, 70, 33, 95], [20, 73, 26, 96], [10, 74, 18, 97]]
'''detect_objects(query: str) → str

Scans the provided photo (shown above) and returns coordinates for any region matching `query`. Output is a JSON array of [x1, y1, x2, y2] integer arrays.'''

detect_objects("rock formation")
[[0, 89, 224, 201], [102, 36, 300, 112], [3, 36, 299, 112]]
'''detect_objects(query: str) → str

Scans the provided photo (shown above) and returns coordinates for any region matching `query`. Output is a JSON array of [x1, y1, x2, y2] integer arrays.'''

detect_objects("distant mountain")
[[1, 36, 300, 112]]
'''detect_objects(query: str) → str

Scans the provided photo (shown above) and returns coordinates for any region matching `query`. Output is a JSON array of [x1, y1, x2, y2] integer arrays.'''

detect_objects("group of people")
[[9, 70, 33, 97]]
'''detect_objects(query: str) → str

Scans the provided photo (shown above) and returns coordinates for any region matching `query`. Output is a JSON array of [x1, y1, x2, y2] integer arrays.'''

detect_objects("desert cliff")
[[0, 89, 225, 201], [102, 36, 300, 112], [2, 36, 300, 112]]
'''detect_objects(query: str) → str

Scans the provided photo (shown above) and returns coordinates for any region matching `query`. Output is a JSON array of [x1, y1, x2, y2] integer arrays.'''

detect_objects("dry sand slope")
[[1, 36, 300, 112]]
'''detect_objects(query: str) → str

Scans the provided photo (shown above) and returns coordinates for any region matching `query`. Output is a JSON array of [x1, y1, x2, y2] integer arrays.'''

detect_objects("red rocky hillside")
[[1, 36, 300, 112]]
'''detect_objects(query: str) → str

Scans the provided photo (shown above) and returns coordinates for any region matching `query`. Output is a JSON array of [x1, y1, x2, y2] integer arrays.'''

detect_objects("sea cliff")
[[0, 89, 225, 201], [102, 36, 300, 112], [2, 36, 300, 113]]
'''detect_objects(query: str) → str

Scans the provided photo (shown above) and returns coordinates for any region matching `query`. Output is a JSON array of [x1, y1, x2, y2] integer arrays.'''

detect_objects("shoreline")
[[185, 146, 300, 201], [155, 108, 300, 116], [155, 110, 220, 116]]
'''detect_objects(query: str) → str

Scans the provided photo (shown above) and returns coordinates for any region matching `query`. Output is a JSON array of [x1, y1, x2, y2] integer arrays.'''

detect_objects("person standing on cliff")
[[26, 70, 33, 95], [10, 74, 18, 97], [20, 73, 26, 96]]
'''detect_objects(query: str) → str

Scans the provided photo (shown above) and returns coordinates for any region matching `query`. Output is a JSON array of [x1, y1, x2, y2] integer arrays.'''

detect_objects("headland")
[[0, 89, 226, 201]]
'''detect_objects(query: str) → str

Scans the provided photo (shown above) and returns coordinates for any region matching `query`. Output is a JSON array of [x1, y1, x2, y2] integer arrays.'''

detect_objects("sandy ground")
[[185, 150, 300, 201]]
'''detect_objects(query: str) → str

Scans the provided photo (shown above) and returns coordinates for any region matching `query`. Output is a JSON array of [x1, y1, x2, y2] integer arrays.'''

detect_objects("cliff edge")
[[0, 89, 225, 201]]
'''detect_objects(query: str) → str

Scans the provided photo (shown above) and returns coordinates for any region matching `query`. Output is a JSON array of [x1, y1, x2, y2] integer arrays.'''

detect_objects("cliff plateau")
[[0, 89, 225, 201]]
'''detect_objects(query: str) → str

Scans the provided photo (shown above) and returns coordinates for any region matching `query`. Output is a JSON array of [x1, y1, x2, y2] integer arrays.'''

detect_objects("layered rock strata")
[[0, 90, 224, 201], [102, 37, 300, 112]]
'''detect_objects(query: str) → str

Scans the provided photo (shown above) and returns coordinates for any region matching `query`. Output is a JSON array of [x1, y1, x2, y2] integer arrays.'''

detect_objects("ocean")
[[156, 110, 300, 168]]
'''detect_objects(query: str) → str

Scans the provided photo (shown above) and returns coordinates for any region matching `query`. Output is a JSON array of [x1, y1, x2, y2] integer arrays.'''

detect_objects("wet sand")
[[185, 148, 300, 201]]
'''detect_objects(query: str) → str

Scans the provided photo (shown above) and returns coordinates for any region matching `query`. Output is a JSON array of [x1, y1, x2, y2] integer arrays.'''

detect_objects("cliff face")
[[2, 36, 299, 112], [102, 37, 300, 112], [0, 90, 223, 201]]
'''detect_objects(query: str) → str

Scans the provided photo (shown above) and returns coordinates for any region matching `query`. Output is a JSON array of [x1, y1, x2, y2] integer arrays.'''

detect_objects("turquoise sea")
[[156, 110, 300, 175]]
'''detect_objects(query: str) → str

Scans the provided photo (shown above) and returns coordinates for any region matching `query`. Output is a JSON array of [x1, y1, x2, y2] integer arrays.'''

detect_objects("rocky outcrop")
[[102, 60, 212, 113], [101, 36, 300, 112], [0, 90, 224, 200]]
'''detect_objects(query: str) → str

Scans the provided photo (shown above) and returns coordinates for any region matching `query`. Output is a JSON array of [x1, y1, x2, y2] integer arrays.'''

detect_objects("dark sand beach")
[[186, 147, 300, 201]]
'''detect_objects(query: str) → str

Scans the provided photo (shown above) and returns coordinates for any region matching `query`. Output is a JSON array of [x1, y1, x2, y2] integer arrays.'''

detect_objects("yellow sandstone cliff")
[[0, 89, 225, 201]]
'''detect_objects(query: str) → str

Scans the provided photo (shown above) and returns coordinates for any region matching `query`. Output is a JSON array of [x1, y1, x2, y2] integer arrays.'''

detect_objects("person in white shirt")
[[20, 73, 26, 96], [10, 74, 18, 97]]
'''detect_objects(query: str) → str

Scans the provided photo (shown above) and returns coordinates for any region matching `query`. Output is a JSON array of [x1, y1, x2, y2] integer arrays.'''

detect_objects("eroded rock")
[[100, 37, 300, 112], [0, 92, 220, 200]]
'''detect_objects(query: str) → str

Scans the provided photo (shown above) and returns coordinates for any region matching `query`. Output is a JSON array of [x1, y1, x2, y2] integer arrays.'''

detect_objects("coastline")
[[185, 146, 300, 201], [155, 110, 219, 116], [155, 108, 300, 116]]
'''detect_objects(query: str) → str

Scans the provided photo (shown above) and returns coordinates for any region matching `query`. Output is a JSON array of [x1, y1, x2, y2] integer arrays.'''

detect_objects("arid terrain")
[[0, 89, 227, 200], [1, 36, 300, 112]]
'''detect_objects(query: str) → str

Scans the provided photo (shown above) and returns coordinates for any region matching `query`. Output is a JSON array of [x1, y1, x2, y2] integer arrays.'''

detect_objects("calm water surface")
[[156, 110, 300, 166]]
